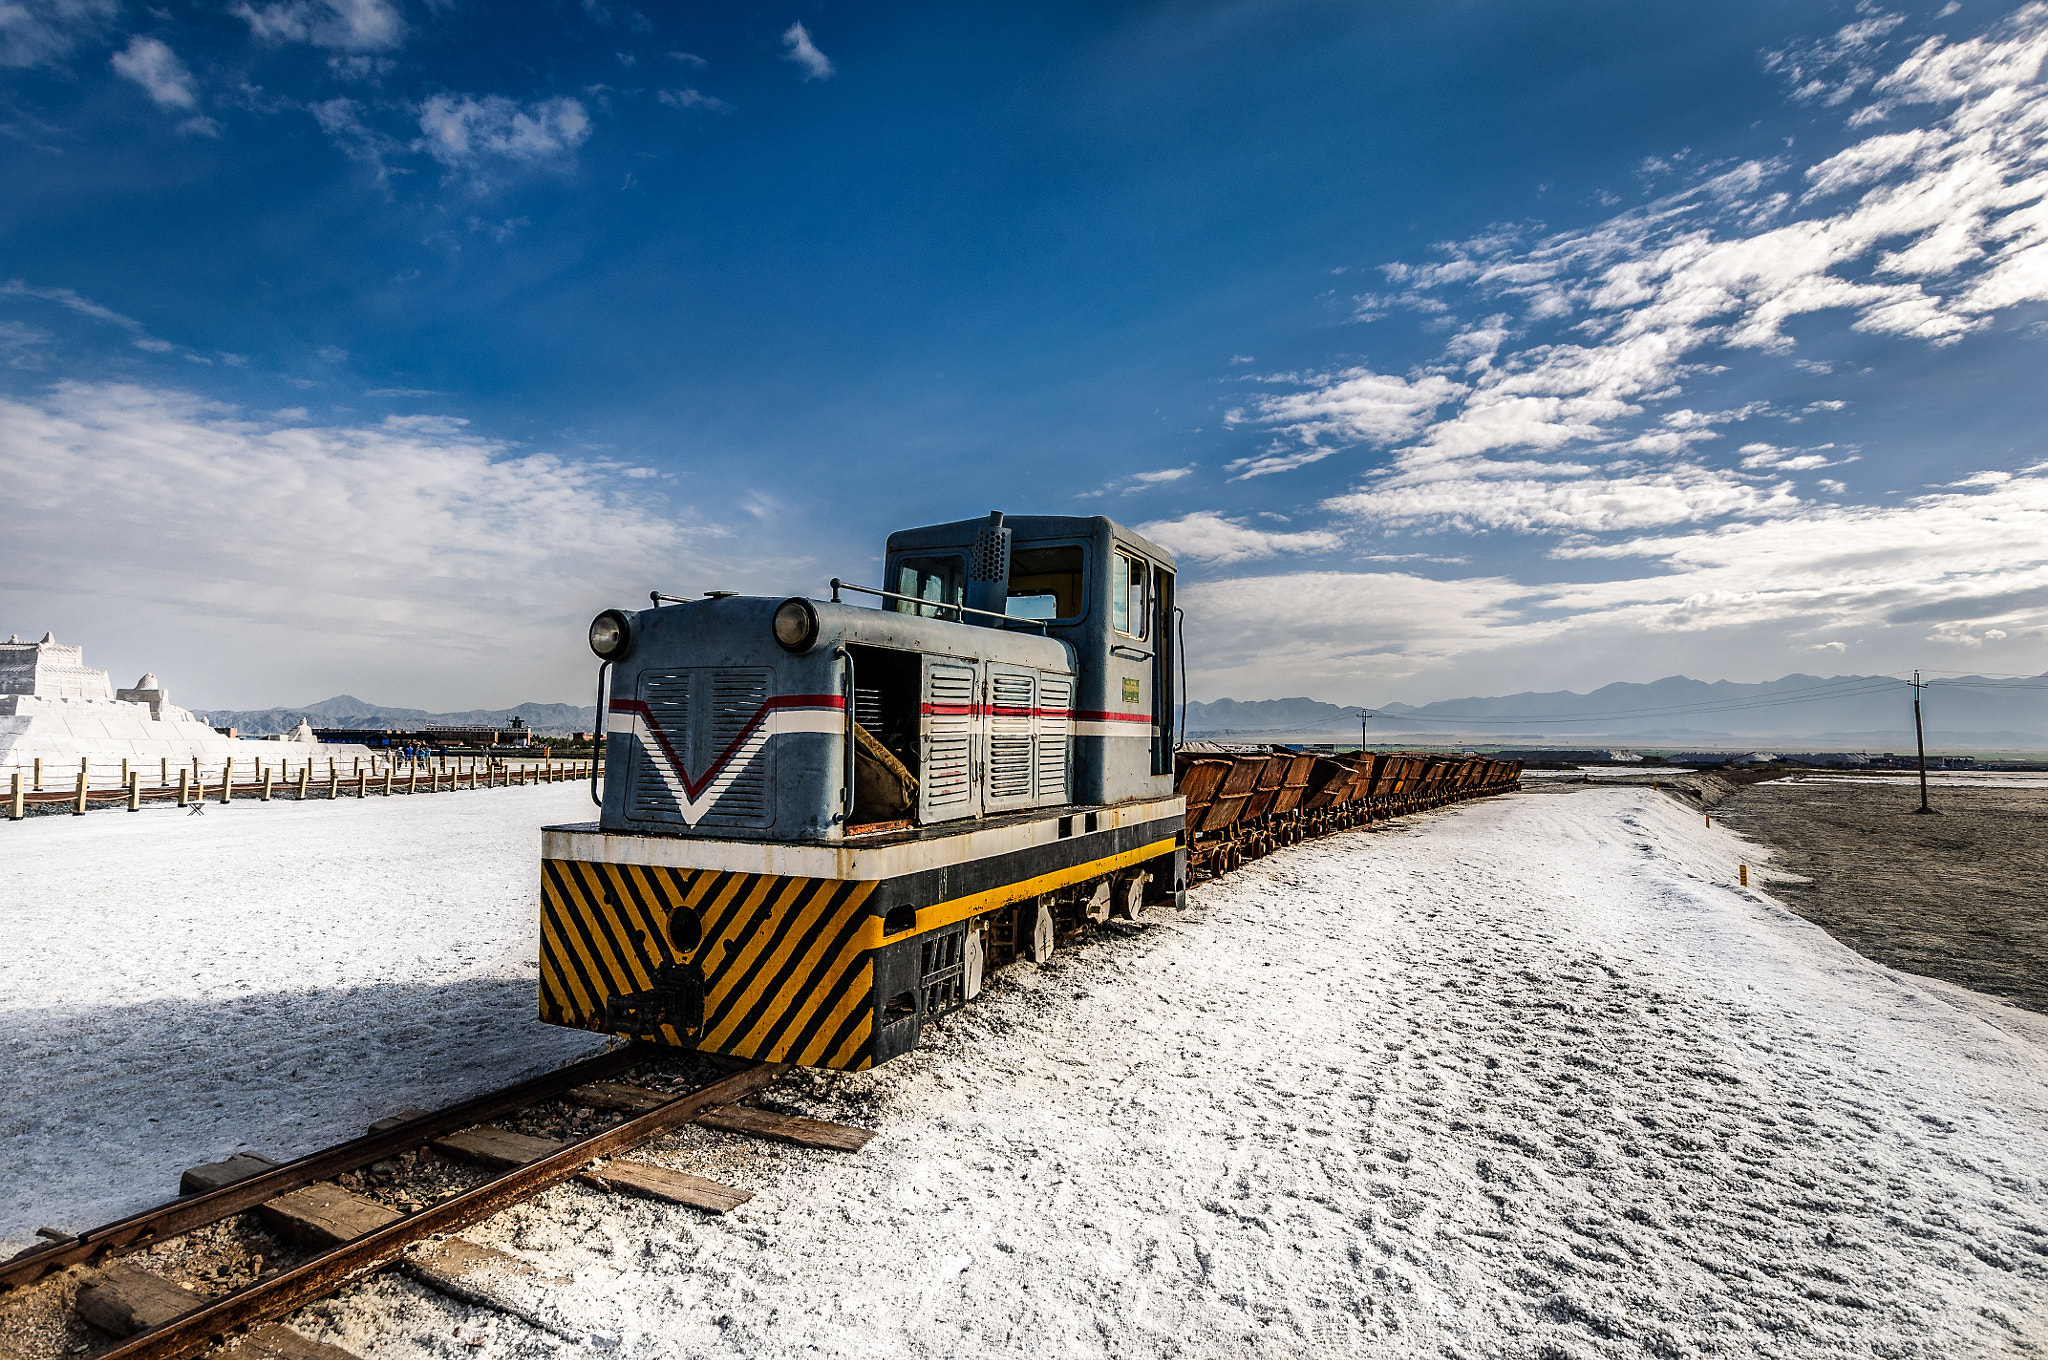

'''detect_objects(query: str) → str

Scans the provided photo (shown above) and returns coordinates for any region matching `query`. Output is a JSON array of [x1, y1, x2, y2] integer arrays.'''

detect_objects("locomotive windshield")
[[1007, 544, 1085, 620], [892, 556, 965, 617]]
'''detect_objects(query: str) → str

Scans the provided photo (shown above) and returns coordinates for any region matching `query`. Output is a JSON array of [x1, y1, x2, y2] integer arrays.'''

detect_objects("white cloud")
[[1134, 511, 1341, 566], [1544, 467, 2048, 644], [1181, 570, 1547, 698], [0, 278, 178, 354], [1126, 466, 1193, 486], [1249, 3, 2048, 558], [110, 36, 197, 110], [1187, 463, 2048, 699], [310, 96, 407, 178], [1222, 447, 1335, 481], [0, 382, 734, 708], [235, 0, 404, 52], [0, 0, 116, 68], [414, 94, 592, 173], [0, 319, 51, 367], [781, 21, 833, 80], [1237, 367, 1464, 454], [658, 88, 729, 113], [1324, 466, 1799, 533], [1738, 442, 1850, 470]]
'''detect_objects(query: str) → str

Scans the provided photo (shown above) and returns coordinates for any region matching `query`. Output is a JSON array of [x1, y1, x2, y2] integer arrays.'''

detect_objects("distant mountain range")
[[1183, 673, 2048, 750], [195, 695, 597, 737], [198, 672, 2048, 750]]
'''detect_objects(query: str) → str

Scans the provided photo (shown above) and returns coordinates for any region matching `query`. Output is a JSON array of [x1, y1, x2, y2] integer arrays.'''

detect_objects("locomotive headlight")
[[588, 609, 633, 660], [772, 597, 819, 652]]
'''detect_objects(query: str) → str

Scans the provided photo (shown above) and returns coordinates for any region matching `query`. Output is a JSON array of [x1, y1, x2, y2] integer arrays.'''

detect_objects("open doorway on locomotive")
[[541, 513, 1187, 1071]]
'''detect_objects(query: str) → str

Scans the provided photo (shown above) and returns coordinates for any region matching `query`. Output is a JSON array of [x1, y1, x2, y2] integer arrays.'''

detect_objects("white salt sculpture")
[[0, 633, 372, 775]]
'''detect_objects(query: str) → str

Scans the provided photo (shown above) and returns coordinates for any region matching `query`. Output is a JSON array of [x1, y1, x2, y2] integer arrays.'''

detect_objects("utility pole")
[[1911, 670, 1936, 815], [1360, 710, 1370, 753]]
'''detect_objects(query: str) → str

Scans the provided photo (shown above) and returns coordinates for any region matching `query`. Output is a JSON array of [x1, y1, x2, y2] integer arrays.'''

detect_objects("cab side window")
[[1112, 551, 1148, 637], [892, 556, 965, 617]]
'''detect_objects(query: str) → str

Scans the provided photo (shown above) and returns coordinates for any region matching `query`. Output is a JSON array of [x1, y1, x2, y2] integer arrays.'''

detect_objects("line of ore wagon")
[[1173, 748, 1524, 879]]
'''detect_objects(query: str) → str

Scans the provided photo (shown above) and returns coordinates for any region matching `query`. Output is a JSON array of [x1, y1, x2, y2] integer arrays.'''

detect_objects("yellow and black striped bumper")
[[542, 860, 885, 1069]]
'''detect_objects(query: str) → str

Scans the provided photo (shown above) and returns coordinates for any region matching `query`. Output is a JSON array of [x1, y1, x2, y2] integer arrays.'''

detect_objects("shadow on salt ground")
[[0, 976, 604, 1250]]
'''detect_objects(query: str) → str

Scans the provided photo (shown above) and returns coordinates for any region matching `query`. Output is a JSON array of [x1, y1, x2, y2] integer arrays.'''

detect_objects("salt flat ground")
[[0, 785, 609, 1249], [5, 788, 2048, 1358]]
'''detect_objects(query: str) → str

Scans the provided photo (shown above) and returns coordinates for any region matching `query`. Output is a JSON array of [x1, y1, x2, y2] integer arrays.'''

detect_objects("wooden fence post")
[[357, 769, 367, 798], [73, 767, 87, 815], [384, 762, 394, 797], [298, 764, 311, 800], [409, 761, 419, 795], [128, 771, 141, 811], [160, 756, 168, 787], [221, 756, 234, 804], [262, 765, 274, 801], [178, 769, 190, 806], [34, 756, 42, 791], [9, 770, 22, 821]]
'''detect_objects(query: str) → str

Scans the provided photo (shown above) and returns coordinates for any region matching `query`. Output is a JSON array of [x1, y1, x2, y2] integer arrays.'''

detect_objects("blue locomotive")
[[540, 512, 1186, 1070]]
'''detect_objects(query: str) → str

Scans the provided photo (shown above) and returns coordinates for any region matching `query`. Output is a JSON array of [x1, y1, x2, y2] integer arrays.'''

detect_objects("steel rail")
[[96, 1062, 785, 1360], [0, 1046, 646, 1290]]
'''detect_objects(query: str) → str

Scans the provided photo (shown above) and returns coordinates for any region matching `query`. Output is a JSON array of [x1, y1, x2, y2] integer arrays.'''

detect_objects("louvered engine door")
[[1035, 672, 1072, 806], [698, 668, 773, 828], [919, 658, 980, 824], [626, 670, 693, 824], [983, 667, 1037, 813]]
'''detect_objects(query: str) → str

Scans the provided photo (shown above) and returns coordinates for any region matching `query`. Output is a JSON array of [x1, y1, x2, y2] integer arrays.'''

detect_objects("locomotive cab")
[[883, 513, 1178, 809]]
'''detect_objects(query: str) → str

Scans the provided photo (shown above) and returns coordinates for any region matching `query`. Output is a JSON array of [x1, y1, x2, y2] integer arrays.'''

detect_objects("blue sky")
[[3, 0, 2046, 709]]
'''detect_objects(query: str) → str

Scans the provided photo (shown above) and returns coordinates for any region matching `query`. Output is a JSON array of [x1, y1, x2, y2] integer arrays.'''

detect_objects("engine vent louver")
[[987, 671, 1034, 803], [1037, 676, 1071, 804], [702, 669, 772, 825], [922, 664, 975, 814], [627, 671, 693, 824]]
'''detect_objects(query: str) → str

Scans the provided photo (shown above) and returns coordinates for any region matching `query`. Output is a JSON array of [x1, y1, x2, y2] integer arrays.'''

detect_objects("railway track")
[[1, 1048, 873, 1360]]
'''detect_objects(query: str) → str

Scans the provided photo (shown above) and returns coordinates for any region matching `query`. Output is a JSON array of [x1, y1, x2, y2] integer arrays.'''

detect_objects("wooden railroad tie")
[[75, 1263, 359, 1360], [695, 1104, 876, 1153], [178, 1153, 281, 1197], [428, 1123, 763, 1212], [567, 1080, 670, 1113], [257, 1186, 404, 1248]]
